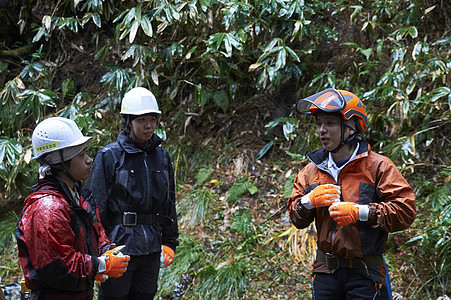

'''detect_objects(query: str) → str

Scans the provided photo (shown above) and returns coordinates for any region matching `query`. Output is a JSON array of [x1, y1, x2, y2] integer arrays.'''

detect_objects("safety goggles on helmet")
[[296, 88, 368, 134], [296, 88, 346, 115]]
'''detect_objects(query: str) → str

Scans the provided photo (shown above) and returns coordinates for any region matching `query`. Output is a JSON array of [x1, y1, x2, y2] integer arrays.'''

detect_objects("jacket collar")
[[117, 130, 162, 154], [25, 175, 82, 208], [307, 140, 370, 167]]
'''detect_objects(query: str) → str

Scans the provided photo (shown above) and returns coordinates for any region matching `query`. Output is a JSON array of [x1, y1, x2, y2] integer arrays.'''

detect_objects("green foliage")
[[227, 177, 258, 203], [400, 168, 451, 297], [195, 166, 214, 186], [283, 173, 297, 200], [0, 212, 20, 280], [195, 260, 246, 300], [178, 188, 215, 226], [157, 233, 208, 298], [230, 209, 252, 235]]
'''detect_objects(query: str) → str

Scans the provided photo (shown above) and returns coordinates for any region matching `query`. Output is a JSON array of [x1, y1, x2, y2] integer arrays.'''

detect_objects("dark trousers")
[[98, 252, 160, 300], [313, 268, 388, 300]]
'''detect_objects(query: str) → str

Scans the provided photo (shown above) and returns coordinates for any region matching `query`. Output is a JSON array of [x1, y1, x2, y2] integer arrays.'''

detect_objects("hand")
[[160, 245, 174, 268], [302, 184, 341, 209], [95, 273, 108, 285], [329, 202, 368, 226], [101, 247, 130, 278]]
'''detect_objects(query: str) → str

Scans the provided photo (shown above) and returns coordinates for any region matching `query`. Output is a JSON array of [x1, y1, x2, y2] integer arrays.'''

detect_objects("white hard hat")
[[32, 117, 91, 160], [120, 87, 161, 115]]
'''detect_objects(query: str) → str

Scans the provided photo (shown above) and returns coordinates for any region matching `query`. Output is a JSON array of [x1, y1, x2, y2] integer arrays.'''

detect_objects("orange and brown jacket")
[[287, 140, 416, 283]]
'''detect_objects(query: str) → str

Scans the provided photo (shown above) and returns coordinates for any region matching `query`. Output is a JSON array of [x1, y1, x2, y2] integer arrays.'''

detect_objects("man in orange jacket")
[[287, 89, 416, 299]]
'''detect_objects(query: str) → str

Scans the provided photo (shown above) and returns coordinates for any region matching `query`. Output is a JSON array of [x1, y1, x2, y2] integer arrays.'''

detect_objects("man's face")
[[130, 114, 157, 144], [316, 114, 353, 152], [68, 148, 92, 181]]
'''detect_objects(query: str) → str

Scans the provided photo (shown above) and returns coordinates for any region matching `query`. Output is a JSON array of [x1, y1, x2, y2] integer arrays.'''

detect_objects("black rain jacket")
[[87, 131, 179, 256]]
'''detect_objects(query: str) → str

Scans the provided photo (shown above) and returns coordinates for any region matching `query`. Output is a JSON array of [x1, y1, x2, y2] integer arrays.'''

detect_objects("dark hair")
[[122, 113, 160, 129]]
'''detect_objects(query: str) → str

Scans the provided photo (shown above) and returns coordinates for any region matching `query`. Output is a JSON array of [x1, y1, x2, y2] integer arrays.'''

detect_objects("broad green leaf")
[[283, 121, 295, 141], [376, 40, 383, 58], [62, 78, 76, 97], [430, 87, 450, 102], [263, 39, 278, 53], [92, 13, 102, 28], [275, 48, 286, 70], [0, 138, 23, 165], [350, 5, 362, 24], [1, 77, 24, 105], [129, 21, 139, 43], [224, 35, 232, 56], [155, 128, 166, 141], [195, 166, 213, 186], [213, 90, 229, 113], [407, 26, 418, 38], [230, 209, 251, 235], [140, 16, 153, 37], [195, 84, 208, 106], [58, 17, 79, 33], [412, 42, 422, 60], [94, 44, 109, 63], [285, 46, 300, 62], [360, 48, 372, 60], [255, 141, 273, 160], [227, 178, 258, 202], [151, 70, 159, 86], [248, 63, 262, 72], [32, 27, 46, 43]]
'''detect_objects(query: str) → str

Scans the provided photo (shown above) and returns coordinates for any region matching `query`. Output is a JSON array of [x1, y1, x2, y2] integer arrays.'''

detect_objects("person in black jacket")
[[87, 87, 179, 300]]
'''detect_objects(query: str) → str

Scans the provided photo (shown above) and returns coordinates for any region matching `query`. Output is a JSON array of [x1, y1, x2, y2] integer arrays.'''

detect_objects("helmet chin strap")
[[58, 149, 78, 183], [330, 118, 358, 154]]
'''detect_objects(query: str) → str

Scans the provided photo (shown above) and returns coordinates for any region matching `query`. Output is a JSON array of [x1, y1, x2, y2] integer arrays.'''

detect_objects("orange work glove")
[[160, 245, 174, 268], [101, 246, 130, 278], [329, 202, 369, 226], [301, 184, 341, 210]]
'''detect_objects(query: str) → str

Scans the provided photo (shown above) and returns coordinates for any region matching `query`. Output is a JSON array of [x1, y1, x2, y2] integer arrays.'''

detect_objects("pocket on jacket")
[[116, 169, 129, 190]]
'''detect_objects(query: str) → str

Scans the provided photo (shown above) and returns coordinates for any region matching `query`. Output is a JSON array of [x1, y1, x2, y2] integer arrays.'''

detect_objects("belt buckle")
[[325, 253, 339, 269], [123, 212, 137, 226]]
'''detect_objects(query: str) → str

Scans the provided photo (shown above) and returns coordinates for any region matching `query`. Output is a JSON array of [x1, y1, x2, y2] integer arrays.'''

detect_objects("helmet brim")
[[120, 109, 161, 115], [296, 88, 346, 114], [33, 136, 91, 160]]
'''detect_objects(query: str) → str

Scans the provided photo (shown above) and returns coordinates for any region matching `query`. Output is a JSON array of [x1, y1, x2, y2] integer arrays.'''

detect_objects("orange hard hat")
[[296, 88, 368, 133]]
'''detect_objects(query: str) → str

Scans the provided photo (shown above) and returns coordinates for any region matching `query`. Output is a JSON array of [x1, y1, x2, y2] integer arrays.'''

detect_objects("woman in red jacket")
[[16, 117, 130, 300], [288, 89, 416, 299]]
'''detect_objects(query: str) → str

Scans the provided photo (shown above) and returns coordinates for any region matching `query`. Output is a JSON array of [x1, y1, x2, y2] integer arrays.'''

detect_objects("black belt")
[[110, 212, 173, 226], [316, 249, 383, 271]]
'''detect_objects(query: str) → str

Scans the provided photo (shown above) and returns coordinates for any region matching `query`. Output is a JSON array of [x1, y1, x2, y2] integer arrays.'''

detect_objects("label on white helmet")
[[35, 142, 59, 153]]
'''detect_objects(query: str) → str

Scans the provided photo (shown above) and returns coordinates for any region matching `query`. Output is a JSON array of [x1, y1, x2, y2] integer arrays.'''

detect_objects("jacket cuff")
[[300, 194, 314, 210], [97, 256, 107, 273], [357, 204, 370, 221]]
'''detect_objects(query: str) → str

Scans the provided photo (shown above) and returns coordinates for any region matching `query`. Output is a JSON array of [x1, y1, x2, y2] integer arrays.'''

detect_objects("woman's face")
[[130, 114, 157, 144], [68, 148, 92, 181]]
